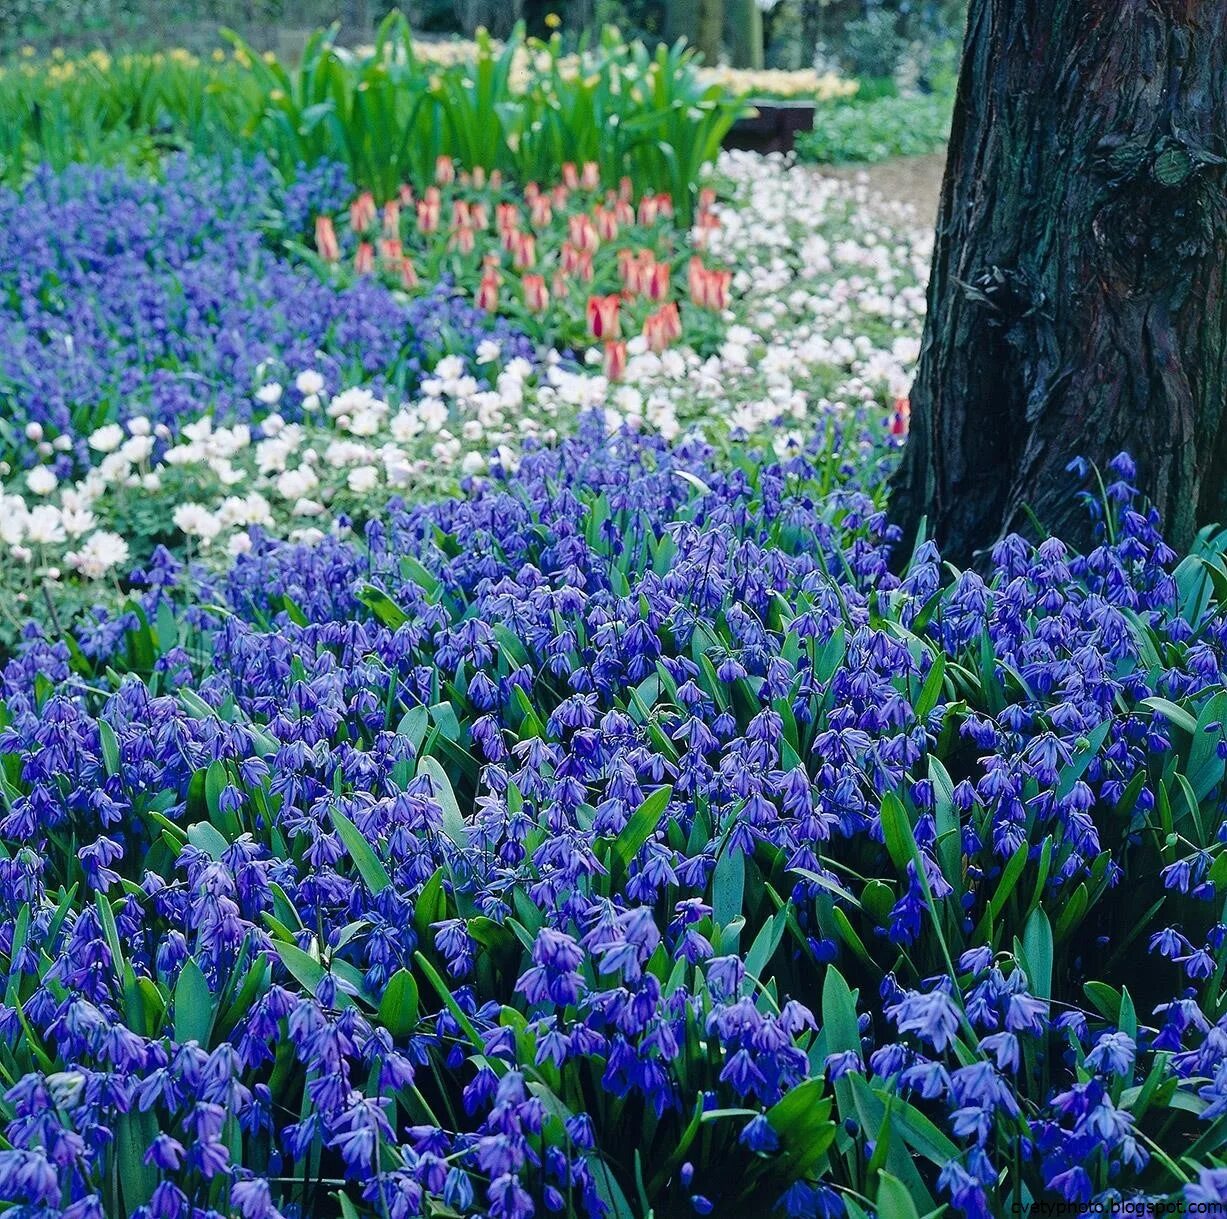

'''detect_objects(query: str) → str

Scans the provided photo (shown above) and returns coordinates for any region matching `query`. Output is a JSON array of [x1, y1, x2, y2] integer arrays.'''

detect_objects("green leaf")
[[876, 1170, 921, 1219], [823, 966, 861, 1055], [417, 756, 469, 849], [613, 785, 672, 872], [330, 808, 392, 895], [378, 968, 420, 1037], [415, 867, 449, 945], [204, 759, 229, 821], [397, 704, 431, 753], [274, 941, 352, 1009], [711, 843, 745, 928], [98, 719, 121, 777], [766, 1078, 836, 1178], [1142, 696, 1197, 737], [187, 820, 231, 860], [1019, 906, 1053, 1000], [880, 791, 918, 872], [357, 584, 409, 629], [173, 957, 215, 1046], [117, 1110, 159, 1211], [913, 654, 945, 720], [1083, 980, 1122, 1023]]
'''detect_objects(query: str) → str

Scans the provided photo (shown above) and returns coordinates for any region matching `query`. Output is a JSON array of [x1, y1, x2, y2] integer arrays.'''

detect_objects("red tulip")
[[350, 191, 376, 233], [603, 340, 628, 380], [314, 215, 340, 262], [476, 264, 501, 311], [594, 205, 619, 243], [587, 293, 621, 340], [644, 301, 682, 351], [496, 203, 520, 236], [530, 196, 553, 229], [890, 396, 910, 437], [522, 274, 550, 314], [417, 189, 441, 235], [567, 214, 599, 253], [511, 231, 536, 270]]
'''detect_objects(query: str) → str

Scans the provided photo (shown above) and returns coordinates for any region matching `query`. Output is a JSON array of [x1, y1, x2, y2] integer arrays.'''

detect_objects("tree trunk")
[[891, 0, 1227, 566], [696, 0, 725, 64], [727, 0, 764, 69], [665, 0, 701, 47]]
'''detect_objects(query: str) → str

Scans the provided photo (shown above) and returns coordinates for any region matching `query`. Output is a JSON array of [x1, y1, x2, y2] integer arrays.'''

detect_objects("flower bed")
[[0, 151, 929, 645], [3, 413, 1227, 1215]]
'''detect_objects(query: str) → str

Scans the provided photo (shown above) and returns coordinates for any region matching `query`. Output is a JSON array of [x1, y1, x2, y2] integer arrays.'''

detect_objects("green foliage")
[[227, 17, 743, 217], [836, 11, 908, 81], [0, 15, 744, 211], [795, 91, 953, 165]]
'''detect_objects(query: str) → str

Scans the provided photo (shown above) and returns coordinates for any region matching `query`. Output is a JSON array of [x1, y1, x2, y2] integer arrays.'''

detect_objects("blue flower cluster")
[[0, 156, 535, 469], [1, 419, 1226, 1218]]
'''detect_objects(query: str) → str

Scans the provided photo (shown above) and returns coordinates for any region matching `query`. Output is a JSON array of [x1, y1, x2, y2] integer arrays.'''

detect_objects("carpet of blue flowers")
[[2, 124, 1227, 1219]]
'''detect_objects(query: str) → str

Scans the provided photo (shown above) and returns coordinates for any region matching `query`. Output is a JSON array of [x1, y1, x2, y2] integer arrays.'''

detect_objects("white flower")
[[418, 399, 449, 433], [120, 435, 154, 464], [292, 498, 325, 517], [24, 422, 43, 441], [172, 503, 222, 544], [227, 531, 253, 557], [60, 508, 97, 538], [389, 410, 423, 443], [256, 382, 283, 405], [475, 339, 501, 365], [461, 450, 486, 475], [275, 466, 319, 500], [66, 531, 129, 578], [25, 506, 66, 545], [295, 369, 325, 396], [328, 387, 379, 420], [26, 466, 57, 496], [127, 416, 151, 436], [347, 465, 379, 494], [434, 355, 466, 382]]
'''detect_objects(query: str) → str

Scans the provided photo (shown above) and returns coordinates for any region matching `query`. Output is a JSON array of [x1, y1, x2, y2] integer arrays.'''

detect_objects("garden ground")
[[824, 152, 946, 224]]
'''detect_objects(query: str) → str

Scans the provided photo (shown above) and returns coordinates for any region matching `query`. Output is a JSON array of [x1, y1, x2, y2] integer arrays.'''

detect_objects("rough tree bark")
[[890, 0, 1227, 565]]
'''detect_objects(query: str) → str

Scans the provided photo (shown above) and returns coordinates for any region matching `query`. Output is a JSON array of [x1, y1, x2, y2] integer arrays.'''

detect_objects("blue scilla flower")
[[886, 980, 962, 1053]]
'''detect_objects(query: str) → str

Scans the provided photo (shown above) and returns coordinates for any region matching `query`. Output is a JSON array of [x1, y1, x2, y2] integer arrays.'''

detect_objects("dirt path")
[[821, 152, 947, 226]]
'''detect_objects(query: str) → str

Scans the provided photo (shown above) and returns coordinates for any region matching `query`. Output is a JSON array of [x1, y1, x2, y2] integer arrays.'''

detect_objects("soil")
[[820, 151, 948, 227]]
